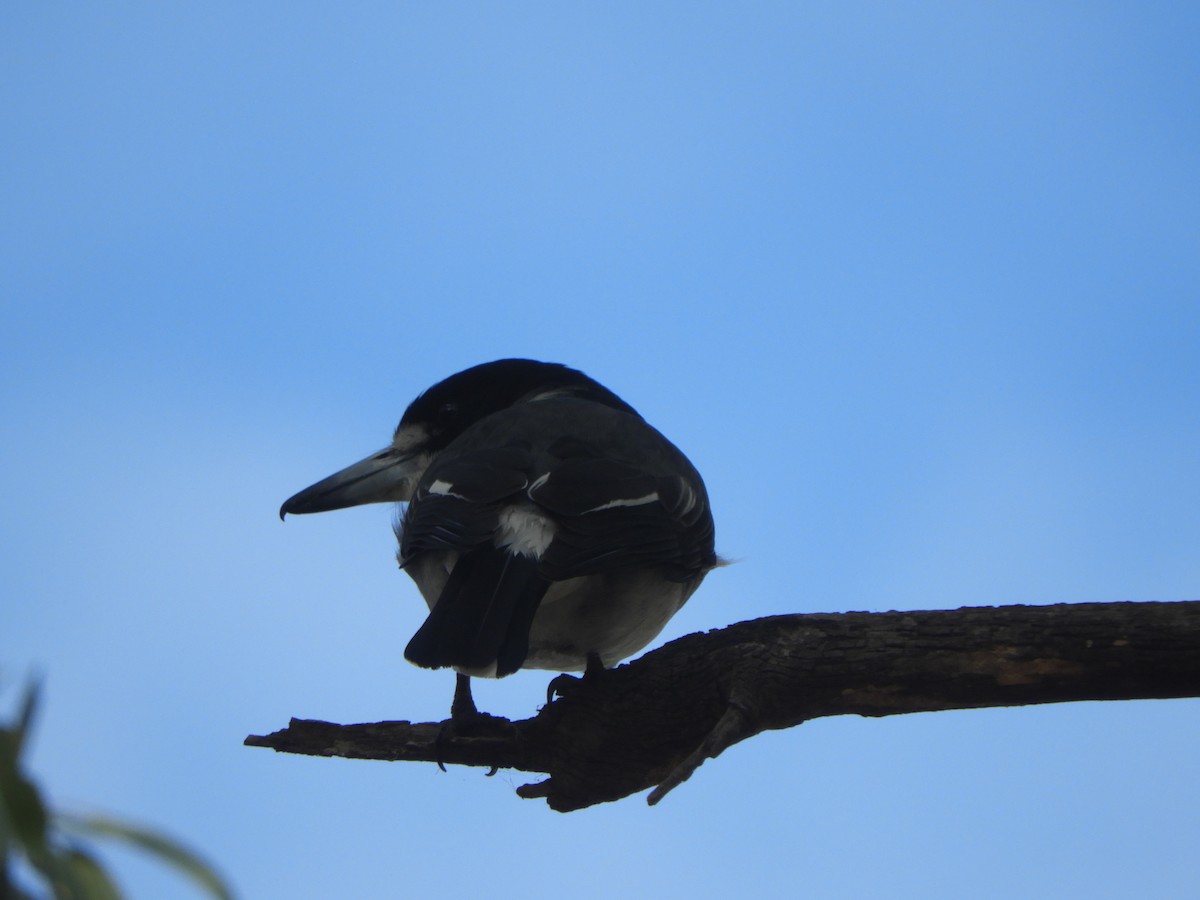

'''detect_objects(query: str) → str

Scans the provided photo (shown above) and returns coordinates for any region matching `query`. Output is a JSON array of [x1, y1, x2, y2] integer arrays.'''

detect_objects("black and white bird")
[[280, 359, 717, 718]]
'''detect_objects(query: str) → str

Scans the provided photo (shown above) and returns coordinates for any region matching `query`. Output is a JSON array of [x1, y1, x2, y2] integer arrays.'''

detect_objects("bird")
[[279, 358, 718, 720]]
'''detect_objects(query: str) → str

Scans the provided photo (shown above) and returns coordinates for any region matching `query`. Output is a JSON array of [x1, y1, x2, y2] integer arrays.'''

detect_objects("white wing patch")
[[581, 492, 659, 514], [427, 479, 469, 500], [496, 505, 557, 558]]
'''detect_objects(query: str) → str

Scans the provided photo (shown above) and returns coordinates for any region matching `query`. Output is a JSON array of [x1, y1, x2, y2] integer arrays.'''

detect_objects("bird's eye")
[[438, 402, 459, 417]]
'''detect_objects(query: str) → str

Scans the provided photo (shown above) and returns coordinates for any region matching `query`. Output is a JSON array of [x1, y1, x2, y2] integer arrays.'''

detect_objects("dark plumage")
[[280, 359, 717, 713]]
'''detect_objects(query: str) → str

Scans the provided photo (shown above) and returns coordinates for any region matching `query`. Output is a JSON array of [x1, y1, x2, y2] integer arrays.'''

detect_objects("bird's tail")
[[404, 547, 550, 677]]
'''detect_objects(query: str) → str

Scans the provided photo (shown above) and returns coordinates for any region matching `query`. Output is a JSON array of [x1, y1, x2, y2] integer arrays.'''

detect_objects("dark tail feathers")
[[404, 547, 549, 677]]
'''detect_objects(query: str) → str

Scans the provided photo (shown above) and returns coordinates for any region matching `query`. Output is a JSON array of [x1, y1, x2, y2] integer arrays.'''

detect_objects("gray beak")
[[279, 446, 426, 519]]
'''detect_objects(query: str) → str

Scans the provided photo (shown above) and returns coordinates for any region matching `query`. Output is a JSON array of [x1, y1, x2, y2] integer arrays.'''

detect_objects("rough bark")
[[245, 600, 1200, 811]]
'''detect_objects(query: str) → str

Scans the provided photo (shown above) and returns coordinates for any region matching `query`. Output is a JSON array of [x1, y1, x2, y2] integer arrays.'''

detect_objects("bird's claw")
[[546, 652, 607, 704], [546, 672, 582, 704], [435, 673, 511, 772], [434, 710, 512, 772]]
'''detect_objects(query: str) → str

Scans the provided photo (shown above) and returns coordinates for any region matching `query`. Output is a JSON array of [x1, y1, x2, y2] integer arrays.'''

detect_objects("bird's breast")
[[525, 568, 703, 672]]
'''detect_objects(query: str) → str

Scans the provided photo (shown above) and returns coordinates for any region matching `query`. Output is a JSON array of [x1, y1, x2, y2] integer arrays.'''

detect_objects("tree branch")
[[245, 600, 1200, 811]]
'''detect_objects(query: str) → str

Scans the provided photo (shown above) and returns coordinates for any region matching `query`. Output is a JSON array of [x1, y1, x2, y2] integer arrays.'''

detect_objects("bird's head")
[[279, 358, 637, 518]]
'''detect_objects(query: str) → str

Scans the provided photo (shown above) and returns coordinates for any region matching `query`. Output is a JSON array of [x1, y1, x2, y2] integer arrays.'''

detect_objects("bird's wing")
[[399, 420, 715, 675], [397, 445, 531, 560], [400, 425, 716, 580], [528, 455, 715, 583]]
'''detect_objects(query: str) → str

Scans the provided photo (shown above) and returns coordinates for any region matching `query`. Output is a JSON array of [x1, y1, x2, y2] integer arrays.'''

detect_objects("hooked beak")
[[279, 446, 427, 519]]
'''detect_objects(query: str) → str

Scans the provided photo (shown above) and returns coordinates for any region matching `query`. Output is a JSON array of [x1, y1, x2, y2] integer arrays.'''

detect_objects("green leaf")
[[1, 675, 52, 887], [0, 676, 43, 766], [11, 678, 42, 762], [51, 846, 124, 900], [58, 814, 234, 900], [0, 751, 50, 860]]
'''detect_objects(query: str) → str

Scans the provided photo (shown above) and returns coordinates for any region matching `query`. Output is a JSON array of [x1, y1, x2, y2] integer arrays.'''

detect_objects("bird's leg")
[[436, 673, 509, 775], [583, 650, 605, 679], [450, 673, 478, 721], [546, 651, 606, 704]]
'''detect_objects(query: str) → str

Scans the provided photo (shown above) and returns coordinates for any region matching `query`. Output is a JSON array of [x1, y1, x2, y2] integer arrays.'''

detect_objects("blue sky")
[[3, 3, 1198, 897]]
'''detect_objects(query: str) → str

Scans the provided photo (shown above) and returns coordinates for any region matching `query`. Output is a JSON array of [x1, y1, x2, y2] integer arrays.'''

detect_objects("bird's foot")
[[545, 651, 607, 704], [436, 674, 511, 774]]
